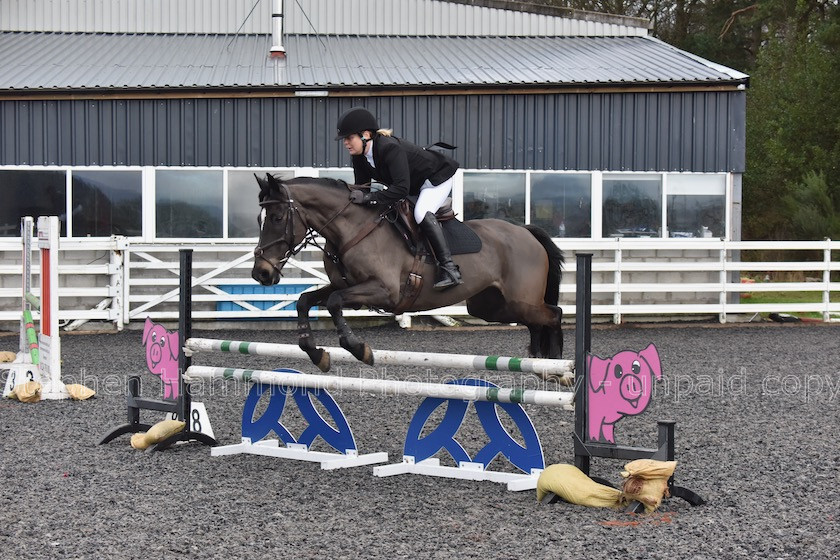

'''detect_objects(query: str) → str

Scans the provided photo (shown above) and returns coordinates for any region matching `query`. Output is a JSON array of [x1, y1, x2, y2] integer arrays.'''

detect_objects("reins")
[[253, 182, 386, 277]]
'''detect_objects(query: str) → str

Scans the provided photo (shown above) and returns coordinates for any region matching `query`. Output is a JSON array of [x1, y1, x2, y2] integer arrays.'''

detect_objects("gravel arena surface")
[[1, 322, 839, 559]]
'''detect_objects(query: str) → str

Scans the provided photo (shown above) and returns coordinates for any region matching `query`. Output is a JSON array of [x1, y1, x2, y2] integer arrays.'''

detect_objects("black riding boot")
[[419, 212, 463, 290]]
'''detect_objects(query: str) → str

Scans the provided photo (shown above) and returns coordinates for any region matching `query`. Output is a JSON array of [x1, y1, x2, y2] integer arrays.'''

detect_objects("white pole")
[[185, 366, 574, 408], [19, 217, 34, 357], [36, 216, 67, 400], [185, 338, 574, 378]]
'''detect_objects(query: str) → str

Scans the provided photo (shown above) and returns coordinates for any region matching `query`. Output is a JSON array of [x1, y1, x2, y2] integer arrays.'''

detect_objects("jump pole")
[[184, 366, 574, 408], [184, 339, 574, 380]]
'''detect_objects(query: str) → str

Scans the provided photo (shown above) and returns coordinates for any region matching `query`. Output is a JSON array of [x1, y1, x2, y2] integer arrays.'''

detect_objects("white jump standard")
[[2, 216, 68, 400]]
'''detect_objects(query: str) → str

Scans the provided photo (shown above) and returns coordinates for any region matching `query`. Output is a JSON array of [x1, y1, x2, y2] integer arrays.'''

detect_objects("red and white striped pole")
[[36, 216, 67, 400]]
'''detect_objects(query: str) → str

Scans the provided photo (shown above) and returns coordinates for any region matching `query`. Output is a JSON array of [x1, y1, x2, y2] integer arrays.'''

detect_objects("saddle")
[[394, 196, 456, 254]]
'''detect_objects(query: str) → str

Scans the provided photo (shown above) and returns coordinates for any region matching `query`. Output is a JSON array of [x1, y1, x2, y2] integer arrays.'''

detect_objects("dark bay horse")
[[251, 174, 566, 379]]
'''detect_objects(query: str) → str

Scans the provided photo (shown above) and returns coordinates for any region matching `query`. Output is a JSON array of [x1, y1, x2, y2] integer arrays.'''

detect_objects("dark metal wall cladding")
[[0, 91, 745, 172]]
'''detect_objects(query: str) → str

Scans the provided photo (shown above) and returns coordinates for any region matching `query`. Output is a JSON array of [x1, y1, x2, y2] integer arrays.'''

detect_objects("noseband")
[[253, 184, 306, 277]]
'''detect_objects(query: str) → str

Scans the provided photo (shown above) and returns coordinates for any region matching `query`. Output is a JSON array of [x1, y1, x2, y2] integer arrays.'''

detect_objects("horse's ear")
[[255, 173, 268, 201]]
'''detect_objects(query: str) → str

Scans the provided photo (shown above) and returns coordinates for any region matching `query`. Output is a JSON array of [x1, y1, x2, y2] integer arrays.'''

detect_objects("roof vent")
[[270, 0, 285, 57]]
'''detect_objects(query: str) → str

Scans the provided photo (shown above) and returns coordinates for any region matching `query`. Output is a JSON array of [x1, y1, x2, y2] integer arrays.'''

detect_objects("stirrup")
[[433, 266, 463, 290]]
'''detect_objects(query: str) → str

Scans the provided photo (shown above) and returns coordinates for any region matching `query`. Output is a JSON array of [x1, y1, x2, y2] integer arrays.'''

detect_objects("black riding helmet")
[[335, 107, 379, 140]]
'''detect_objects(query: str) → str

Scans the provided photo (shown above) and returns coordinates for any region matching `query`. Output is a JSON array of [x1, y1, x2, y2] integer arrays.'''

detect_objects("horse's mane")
[[280, 176, 349, 190], [260, 174, 350, 204]]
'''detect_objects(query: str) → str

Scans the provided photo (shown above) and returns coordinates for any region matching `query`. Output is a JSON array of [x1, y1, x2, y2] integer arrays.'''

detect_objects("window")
[[228, 170, 293, 238], [0, 170, 67, 236], [71, 170, 142, 237], [667, 174, 726, 238], [155, 170, 223, 238], [530, 173, 592, 238], [463, 172, 525, 224], [319, 169, 355, 185], [603, 174, 662, 238]]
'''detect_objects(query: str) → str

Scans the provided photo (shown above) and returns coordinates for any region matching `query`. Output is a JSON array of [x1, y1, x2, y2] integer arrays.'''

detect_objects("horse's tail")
[[524, 225, 564, 305]]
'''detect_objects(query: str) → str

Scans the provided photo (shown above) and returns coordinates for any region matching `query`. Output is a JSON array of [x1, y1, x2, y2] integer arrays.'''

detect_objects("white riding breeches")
[[414, 176, 454, 223]]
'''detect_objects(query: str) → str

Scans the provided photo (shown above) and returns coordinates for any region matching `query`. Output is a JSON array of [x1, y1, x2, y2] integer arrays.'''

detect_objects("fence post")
[[613, 241, 621, 324], [110, 236, 127, 330], [719, 242, 727, 323], [824, 238, 832, 322]]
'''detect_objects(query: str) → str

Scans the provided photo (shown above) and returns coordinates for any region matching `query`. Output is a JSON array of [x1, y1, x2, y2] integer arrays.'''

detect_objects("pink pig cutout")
[[587, 343, 662, 443], [142, 317, 181, 400]]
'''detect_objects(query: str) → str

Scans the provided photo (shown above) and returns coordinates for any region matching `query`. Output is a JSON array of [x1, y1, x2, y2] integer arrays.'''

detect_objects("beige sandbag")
[[130, 419, 186, 450], [66, 384, 96, 400], [0, 351, 17, 362], [621, 459, 677, 513], [536, 463, 623, 508], [9, 381, 41, 403]]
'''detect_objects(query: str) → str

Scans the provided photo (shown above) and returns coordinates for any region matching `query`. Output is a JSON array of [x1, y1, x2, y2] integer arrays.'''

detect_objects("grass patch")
[[740, 290, 840, 319], [742, 291, 840, 304]]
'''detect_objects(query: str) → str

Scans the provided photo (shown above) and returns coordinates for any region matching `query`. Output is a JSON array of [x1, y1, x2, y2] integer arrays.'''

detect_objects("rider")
[[336, 107, 463, 290]]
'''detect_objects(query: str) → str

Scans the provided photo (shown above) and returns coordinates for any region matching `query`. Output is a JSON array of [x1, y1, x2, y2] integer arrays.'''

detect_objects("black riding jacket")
[[351, 135, 459, 205]]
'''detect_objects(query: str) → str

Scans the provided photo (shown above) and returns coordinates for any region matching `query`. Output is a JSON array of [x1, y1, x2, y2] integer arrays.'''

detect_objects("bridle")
[[253, 182, 352, 277]]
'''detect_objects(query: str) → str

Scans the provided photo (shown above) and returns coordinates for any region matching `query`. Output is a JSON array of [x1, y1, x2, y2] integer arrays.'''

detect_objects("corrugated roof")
[[0, 32, 746, 92]]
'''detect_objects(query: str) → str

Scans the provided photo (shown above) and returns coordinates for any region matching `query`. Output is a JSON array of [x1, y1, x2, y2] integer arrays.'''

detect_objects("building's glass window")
[[463, 172, 526, 224], [228, 170, 294, 238], [71, 170, 142, 237], [155, 170, 223, 238], [319, 168, 355, 185], [667, 174, 726, 238], [603, 174, 662, 238], [530, 173, 592, 238], [0, 170, 67, 236]]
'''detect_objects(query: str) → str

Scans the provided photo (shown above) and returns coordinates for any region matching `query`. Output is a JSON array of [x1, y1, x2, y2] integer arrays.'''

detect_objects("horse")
[[251, 173, 568, 382]]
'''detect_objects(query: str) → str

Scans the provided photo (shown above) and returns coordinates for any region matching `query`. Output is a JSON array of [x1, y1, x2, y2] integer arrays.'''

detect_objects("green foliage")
[[746, 3, 840, 239], [781, 171, 840, 239], [517, 1, 840, 240]]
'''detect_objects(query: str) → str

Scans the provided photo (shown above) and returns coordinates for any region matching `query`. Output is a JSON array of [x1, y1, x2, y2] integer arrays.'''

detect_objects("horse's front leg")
[[325, 280, 392, 366], [297, 284, 336, 372]]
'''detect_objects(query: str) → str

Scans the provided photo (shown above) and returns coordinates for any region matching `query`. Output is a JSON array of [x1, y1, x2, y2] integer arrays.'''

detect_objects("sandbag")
[[536, 464, 623, 508], [8, 381, 41, 403], [621, 459, 677, 513], [66, 384, 96, 400], [130, 419, 185, 450]]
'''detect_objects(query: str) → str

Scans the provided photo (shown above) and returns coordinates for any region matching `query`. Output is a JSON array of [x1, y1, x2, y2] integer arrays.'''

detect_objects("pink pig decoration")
[[142, 317, 180, 400], [587, 343, 662, 443]]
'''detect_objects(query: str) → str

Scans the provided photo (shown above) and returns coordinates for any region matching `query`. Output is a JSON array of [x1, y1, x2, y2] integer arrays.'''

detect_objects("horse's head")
[[251, 173, 309, 286]]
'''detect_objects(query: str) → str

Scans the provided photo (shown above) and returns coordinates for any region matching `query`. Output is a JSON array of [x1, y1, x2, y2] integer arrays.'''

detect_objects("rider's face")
[[343, 133, 368, 156]]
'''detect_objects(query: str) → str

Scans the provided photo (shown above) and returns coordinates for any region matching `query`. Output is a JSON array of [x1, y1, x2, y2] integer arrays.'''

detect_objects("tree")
[[745, 2, 840, 239], [513, 1, 840, 239]]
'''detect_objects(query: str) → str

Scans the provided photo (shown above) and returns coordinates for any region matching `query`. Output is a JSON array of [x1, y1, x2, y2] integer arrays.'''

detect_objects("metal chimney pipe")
[[270, 0, 285, 56]]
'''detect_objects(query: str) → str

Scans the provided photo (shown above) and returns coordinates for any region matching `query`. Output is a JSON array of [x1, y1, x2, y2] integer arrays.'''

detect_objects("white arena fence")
[[0, 236, 838, 329]]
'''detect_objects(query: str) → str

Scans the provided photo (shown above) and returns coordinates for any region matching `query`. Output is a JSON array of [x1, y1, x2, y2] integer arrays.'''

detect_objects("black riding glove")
[[349, 190, 375, 205]]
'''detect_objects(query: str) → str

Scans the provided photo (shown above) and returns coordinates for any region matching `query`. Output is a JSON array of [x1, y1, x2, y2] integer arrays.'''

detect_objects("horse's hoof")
[[361, 344, 374, 366], [315, 349, 331, 372]]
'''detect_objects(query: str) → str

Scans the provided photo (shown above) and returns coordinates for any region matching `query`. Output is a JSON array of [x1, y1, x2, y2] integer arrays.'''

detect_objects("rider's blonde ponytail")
[[376, 128, 393, 137]]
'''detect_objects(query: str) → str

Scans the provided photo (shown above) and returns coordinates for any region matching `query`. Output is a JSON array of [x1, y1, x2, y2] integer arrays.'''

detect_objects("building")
[[0, 0, 750, 326], [1, 0, 747, 242]]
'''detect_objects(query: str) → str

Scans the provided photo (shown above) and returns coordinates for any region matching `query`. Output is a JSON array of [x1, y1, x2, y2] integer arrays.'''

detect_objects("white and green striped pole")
[[184, 366, 574, 408], [185, 338, 574, 380]]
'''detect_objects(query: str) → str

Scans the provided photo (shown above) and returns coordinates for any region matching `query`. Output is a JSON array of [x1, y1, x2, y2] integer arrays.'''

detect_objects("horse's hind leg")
[[297, 285, 335, 372], [527, 325, 542, 358], [540, 304, 564, 359]]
